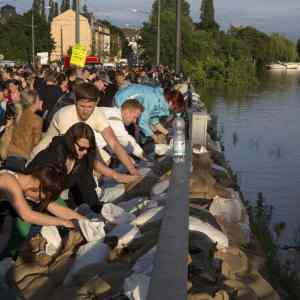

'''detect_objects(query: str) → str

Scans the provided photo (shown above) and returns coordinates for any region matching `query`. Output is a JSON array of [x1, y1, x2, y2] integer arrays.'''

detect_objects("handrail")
[[146, 92, 193, 300]]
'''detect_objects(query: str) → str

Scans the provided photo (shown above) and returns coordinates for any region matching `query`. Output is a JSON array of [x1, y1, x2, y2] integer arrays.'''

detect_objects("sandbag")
[[155, 144, 170, 156], [41, 226, 62, 256], [108, 224, 141, 248], [101, 203, 136, 224], [124, 273, 150, 300], [131, 207, 164, 226], [132, 247, 156, 276], [64, 241, 110, 284], [189, 216, 229, 249], [118, 197, 155, 214], [78, 219, 105, 242], [151, 179, 170, 196]]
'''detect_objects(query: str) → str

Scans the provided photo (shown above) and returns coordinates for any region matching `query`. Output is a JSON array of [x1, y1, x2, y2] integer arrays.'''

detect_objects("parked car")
[[0, 60, 16, 67]]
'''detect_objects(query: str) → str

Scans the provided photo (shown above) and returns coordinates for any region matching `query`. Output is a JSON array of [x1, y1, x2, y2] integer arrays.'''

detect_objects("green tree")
[[0, 9, 54, 62], [230, 26, 271, 66], [140, 0, 193, 67], [72, 0, 76, 11], [61, 0, 70, 13], [198, 0, 219, 32], [48, 0, 55, 23], [269, 33, 298, 62], [82, 4, 88, 14], [54, 2, 59, 17], [297, 39, 300, 60], [32, 0, 42, 15], [41, 0, 45, 19]]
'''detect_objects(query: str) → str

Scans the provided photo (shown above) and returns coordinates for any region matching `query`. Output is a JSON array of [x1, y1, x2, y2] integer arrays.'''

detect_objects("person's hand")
[[62, 219, 76, 229], [5, 118, 14, 128], [114, 172, 142, 184]]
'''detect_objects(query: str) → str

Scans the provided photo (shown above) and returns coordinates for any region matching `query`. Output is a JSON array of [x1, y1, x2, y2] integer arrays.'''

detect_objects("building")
[[93, 21, 111, 61], [50, 9, 92, 61], [0, 4, 17, 24]]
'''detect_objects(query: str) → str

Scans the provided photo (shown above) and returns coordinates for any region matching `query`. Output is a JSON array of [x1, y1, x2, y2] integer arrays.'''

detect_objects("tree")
[[72, 0, 76, 11], [198, 0, 219, 32], [32, 0, 42, 15], [82, 4, 88, 14], [41, 0, 45, 19], [48, 0, 55, 23], [61, 0, 70, 13], [54, 2, 59, 17], [140, 0, 194, 67], [0, 9, 54, 62], [297, 39, 300, 60]]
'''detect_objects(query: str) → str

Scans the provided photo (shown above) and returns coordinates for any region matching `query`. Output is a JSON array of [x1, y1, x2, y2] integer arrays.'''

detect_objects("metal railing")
[[146, 86, 211, 299]]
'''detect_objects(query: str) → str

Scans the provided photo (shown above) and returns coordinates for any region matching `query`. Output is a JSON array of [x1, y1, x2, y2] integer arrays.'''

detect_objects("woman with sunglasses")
[[0, 163, 84, 257], [26, 122, 134, 212]]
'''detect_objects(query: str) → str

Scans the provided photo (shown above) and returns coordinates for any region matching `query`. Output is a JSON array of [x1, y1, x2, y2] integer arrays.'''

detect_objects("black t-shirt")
[[39, 84, 63, 113]]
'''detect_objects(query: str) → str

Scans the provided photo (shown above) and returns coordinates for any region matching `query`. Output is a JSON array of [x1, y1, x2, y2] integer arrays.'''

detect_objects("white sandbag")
[[124, 273, 150, 300], [139, 168, 152, 177], [100, 184, 125, 203], [78, 218, 106, 242], [155, 144, 170, 156], [189, 216, 229, 249], [41, 225, 62, 256], [108, 223, 141, 248], [210, 192, 245, 224], [151, 179, 170, 196], [131, 207, 164, 226], [118, 197, 150, 213], [101, 203, 136, 224], [64, 241, 110, 284], [132, 247, 156, 276]]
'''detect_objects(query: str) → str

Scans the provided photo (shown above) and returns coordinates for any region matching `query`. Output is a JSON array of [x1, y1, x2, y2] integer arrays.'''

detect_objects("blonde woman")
[[4, 90, 43, 170]]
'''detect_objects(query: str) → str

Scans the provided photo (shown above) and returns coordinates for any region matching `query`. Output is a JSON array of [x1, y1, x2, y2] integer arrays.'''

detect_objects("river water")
[[207, 70, 300, 243]]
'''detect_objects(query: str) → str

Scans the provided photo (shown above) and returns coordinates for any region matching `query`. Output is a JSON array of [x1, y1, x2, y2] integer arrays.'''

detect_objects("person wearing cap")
[[30, 82, 140, 178], [94, 72, 116, 107]]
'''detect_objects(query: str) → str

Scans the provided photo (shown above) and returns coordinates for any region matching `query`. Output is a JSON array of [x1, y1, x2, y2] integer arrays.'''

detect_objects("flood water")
[[207, 70, 300, 243]]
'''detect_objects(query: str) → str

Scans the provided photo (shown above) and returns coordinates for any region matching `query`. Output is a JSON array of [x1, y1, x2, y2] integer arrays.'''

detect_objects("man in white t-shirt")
[[31, 82, 140, 177], [95, 99, 146, 160]]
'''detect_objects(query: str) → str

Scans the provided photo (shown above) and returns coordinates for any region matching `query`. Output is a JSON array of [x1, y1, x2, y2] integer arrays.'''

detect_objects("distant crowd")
[[0, 63, 187, 257]]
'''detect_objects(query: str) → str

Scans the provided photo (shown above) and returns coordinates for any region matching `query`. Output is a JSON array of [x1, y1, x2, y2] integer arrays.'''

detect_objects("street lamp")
[[131, 2, 161, 66]]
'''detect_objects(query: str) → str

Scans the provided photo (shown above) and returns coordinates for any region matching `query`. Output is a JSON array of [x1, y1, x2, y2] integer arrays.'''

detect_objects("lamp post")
[[75, 0, 80, 43], [156, 0, 161, 66], [131, 3, 160, 66], [175, 0, 181, 74]]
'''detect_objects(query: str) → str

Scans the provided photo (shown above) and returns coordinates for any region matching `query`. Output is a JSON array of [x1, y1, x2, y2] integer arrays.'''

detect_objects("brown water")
[[207, 70, 300, 243]]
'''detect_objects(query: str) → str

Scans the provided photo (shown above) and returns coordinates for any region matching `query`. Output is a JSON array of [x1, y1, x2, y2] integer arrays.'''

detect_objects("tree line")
[[140, 0, 299, 90]]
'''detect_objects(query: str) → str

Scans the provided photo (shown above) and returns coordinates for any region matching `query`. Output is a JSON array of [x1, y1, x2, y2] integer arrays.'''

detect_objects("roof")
[[52, 9, 88, 23]]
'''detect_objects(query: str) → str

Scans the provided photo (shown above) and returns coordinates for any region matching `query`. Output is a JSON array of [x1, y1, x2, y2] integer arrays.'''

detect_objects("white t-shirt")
[[30, 105, 109, 160]]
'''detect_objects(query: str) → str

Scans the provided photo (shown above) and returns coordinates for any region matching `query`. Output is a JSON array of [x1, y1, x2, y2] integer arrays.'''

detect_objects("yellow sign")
[[70, 44, 87, 67]]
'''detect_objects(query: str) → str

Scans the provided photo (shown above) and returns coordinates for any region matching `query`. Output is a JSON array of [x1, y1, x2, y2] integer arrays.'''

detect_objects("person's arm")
[[101, 126, 140, 176], [0, 175, 74, 228], [153, 122, 169, 136], [47, 202, 86, 221], [94, 159, 141, 183]]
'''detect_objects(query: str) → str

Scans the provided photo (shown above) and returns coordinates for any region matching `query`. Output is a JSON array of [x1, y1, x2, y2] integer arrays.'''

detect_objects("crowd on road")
[[0, 63, 186, 258]]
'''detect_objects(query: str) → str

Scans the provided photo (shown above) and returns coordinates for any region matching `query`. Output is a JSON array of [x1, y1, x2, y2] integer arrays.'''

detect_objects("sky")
[[1, 0, 300, 40]]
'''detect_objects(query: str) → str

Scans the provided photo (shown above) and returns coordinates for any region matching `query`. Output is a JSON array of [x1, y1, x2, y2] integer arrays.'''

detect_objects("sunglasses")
[[75, 141, 90, 152]]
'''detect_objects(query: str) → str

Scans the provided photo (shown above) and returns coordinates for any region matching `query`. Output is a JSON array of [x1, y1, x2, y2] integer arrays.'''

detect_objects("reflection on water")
[[207, 70, 300, 242]]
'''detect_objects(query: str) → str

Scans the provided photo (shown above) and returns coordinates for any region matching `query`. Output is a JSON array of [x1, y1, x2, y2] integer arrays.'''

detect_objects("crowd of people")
[[0, 63, 186, 258]]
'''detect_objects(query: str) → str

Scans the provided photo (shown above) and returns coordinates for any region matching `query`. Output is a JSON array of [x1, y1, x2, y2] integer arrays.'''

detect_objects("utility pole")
[[156, 0, 161, 66], [60, 27, 64, 60], [175, 0, 181, 74], [32, 10, 35, 65], [75, 0, 80, 43]]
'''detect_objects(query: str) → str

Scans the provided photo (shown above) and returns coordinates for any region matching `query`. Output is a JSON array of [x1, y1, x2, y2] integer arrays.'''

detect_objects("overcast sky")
[[2, 0, 300, 40]]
